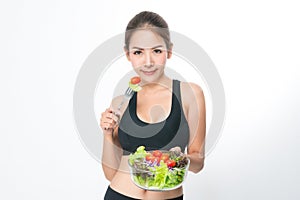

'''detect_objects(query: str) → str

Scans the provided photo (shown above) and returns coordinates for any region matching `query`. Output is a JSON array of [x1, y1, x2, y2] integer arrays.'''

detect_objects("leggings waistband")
[[104, 186, 184, 200]]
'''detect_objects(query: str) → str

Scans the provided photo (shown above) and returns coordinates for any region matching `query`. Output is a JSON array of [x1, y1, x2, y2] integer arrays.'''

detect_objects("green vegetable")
[[129, 146, 147, 165], [129, 146, 188, 189], [129, 82, 142, 92], [152, 161, 169, 189], [132, 164, 186, 189]]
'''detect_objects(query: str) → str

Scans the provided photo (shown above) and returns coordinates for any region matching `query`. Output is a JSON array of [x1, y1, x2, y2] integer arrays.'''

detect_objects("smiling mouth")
[[141, 69, 157, 76]]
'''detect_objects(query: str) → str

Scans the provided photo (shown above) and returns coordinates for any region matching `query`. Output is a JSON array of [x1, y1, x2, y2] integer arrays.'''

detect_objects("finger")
[[101, 110, 110, 119], [107, 107, 115, 113], [100, 108, 119, 129], [101, 122, 114, 130], [106, 113, 119, 123], [101, 118, 115, 125], [103, 127, 113, 133], [170, 146, 182, 152], [101, 114, 118, 127], [100, 112, 113, 122]]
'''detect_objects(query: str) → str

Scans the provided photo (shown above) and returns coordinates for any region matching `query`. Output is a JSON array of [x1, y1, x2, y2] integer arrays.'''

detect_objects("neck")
[[140, 75, 172, 92]]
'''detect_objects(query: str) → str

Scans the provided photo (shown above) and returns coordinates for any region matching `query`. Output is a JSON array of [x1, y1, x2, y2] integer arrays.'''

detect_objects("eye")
[[153, 49, 162, 54], [133, 50, 142, 55]]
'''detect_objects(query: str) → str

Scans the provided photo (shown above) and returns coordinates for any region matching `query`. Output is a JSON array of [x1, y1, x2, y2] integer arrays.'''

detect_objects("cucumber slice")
[[129, 82, 142, 92]]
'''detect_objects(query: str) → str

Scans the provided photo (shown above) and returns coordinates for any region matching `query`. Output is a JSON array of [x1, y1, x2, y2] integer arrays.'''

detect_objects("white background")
[[1, 0, 300, 199]]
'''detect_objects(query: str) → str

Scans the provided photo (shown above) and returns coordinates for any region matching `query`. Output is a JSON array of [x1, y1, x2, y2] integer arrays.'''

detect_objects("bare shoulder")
[[180, 81, 205, 123], [180, 82, 204, 101]]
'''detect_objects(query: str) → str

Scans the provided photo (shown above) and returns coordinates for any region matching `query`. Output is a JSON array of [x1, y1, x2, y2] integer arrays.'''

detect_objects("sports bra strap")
[[173, 80, 182, 107]]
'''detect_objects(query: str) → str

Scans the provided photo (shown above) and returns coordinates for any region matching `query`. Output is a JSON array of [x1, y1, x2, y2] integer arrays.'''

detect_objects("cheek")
[[154, 54, 167, 65], [127, 55, 140, 68], [130, 59, 141, 69]]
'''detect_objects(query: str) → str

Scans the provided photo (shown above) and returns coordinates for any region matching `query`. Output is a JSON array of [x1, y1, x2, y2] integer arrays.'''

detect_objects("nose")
[[144, 50, 154, 68]]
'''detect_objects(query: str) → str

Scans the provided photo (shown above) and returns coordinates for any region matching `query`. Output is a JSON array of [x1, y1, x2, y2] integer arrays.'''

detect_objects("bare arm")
[[100, 97, 127, 181], [184, 83, 206, 173], [101, 126, 122, 181]]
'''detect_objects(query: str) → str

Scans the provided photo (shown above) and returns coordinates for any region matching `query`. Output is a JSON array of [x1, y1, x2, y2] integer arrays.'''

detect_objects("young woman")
[[100, 11, 206, 200]]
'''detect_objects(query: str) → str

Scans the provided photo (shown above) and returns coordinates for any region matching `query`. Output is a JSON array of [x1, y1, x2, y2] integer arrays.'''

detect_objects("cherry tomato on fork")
[[130, 76, 141, 84]]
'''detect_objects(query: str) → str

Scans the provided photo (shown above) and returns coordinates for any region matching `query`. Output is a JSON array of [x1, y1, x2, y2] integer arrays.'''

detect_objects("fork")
[[104, 87, 135, 132], [117, 87, 135, 111], [114, 87, 135, 126]]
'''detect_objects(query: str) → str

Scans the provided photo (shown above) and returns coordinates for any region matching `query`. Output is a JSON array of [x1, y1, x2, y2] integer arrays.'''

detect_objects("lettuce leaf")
[[147, 161, 186, 189], [152, 161, 169, 188], [129, 82, 142, 92], [129, 146, 147, 165]]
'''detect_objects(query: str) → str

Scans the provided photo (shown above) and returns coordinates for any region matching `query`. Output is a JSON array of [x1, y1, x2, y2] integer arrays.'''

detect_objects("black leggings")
[[104, 186, 184, 200]]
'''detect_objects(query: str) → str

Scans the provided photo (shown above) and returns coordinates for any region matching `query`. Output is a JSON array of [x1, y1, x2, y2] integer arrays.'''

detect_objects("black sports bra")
[[118, 80, 190, 155]]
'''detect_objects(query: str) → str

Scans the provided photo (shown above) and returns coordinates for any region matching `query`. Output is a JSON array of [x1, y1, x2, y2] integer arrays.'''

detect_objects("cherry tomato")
[[152, 150, 162, 158], [130, 76, 141, 84], [153, 157, 161, 164], [161, 154, 169, 162], [146, 154, 155, 162], [166, 160, 176, 168], [146, 154, 160, 164]]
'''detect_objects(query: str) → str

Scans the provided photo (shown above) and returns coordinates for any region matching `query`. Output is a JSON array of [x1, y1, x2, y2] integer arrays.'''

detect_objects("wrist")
[[103, 131, 113, 141]]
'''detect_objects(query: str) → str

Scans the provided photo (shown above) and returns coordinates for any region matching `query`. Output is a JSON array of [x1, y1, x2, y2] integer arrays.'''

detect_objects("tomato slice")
[[130, 76, 141, 84]]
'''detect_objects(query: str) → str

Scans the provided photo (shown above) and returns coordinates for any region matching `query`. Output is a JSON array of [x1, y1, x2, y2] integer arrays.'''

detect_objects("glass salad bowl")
[[128, 146, 190, 191]]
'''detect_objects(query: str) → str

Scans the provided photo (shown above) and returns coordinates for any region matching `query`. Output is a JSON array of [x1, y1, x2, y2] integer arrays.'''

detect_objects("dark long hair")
[[124, 11, 172, 50]]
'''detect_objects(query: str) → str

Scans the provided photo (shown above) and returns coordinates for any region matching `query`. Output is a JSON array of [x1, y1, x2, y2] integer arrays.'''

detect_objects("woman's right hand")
[[100, 108, 119, 135]]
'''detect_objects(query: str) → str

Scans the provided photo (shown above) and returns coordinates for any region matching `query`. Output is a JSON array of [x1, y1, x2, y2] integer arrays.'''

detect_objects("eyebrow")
[[131, 45, 164, 50]]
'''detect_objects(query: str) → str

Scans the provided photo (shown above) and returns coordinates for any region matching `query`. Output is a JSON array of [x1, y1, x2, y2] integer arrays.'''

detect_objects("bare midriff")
[[110, 156, 183, 200]]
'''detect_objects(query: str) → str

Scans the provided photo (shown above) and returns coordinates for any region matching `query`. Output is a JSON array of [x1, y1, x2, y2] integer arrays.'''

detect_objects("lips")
[[141, 69, 157, 76]]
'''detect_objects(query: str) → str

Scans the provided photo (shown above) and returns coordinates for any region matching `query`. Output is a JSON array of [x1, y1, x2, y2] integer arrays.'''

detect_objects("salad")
[[129, 76, 142, 92], [128, 146, 190, 190]]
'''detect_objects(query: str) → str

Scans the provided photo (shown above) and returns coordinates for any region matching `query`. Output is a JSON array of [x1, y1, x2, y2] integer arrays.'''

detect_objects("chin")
[[141, 77, 156, 84], [142, 76, 164, 85], [138, 70, 164, 83]]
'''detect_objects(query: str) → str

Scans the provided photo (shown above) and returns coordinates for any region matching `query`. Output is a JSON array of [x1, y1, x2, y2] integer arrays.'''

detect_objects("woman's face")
[[125, 29, 172, 83]]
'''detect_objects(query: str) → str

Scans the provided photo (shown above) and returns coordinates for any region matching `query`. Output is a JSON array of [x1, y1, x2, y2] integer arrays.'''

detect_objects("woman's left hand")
[[169, 146, 182, 153]]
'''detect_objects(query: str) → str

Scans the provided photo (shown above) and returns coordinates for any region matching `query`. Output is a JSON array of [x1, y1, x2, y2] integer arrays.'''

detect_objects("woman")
[[100, 11, 206, 200]]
